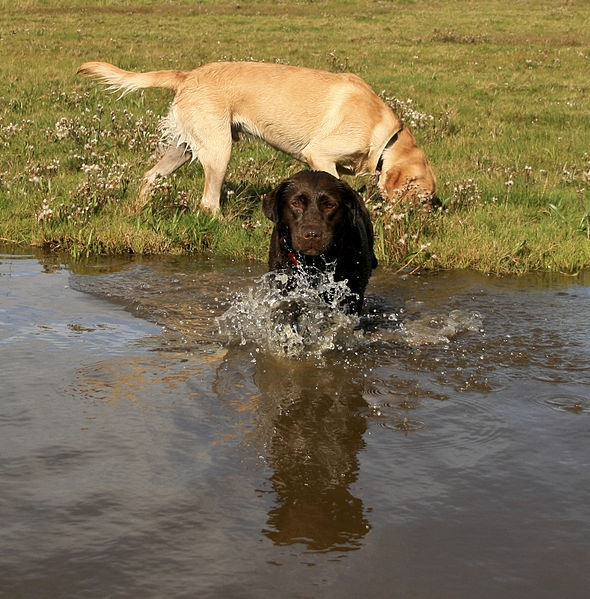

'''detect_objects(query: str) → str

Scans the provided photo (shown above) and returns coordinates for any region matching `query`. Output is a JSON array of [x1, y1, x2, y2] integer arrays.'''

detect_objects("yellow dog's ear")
[[263, 180, 291, 223], [382, 167, 402, 195]]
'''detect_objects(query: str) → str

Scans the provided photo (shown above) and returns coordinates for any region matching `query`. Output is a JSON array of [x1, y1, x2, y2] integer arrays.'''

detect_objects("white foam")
[[392, 309, 483, 346]]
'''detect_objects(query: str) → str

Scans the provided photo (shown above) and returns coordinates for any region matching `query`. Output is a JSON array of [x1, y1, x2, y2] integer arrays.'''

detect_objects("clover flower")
[[36, 199, 54, 223]]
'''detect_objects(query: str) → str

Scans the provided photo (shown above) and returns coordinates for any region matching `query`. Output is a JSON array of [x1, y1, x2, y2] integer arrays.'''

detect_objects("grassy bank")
[[1, 0, 589, 272]]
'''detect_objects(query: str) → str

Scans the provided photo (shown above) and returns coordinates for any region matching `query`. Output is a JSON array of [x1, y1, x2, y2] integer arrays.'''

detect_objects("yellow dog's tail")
[[77, 61, 186, 95]]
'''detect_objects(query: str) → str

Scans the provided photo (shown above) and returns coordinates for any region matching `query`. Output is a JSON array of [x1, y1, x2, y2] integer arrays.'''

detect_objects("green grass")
[[1, 0, 589, 273]]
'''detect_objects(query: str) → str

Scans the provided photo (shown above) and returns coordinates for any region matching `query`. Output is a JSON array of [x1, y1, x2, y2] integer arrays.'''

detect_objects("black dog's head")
[[263, 170, 364, 257], [263, 171, 377, 315]]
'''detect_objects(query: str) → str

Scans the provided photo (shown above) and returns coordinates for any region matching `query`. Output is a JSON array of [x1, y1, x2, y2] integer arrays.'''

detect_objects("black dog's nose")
[[304, 230, 322, 240]]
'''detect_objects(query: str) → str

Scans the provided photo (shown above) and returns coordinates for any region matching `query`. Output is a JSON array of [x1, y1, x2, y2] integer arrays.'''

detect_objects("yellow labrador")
[[78, 60, 436, 213]]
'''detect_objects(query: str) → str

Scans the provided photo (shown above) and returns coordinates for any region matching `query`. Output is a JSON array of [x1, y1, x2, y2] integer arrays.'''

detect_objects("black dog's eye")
[[319, 196, 339, 211], [289, 196, 305, 211]]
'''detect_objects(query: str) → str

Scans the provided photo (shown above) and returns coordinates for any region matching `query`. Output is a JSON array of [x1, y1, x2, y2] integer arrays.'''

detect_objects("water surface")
[[1, 247, 589, 598]]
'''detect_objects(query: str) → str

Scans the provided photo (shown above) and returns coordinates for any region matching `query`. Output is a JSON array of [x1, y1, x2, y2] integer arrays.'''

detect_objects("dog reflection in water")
[[216, 350, 372, 552]]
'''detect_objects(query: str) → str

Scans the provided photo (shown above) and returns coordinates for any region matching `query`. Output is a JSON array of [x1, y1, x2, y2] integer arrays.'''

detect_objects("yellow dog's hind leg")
[[137, 142, 192, 210]]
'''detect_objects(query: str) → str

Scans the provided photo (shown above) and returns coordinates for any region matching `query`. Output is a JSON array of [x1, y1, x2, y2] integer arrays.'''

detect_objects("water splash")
[[216, 267, 363, 360], [217, 264, 484, 359]]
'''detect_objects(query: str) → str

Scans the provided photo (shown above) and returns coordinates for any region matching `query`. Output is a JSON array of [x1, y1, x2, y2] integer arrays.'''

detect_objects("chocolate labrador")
[[263, 170, 377, 315], [77, 60, 436, 213]]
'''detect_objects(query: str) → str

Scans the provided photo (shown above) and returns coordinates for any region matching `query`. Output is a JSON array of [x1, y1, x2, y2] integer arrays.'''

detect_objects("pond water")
[[1, 247, 589, 598]]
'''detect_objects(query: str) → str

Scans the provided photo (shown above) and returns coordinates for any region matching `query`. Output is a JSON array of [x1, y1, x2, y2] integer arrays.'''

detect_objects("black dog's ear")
[[262, 180, 290, 223], [337, 180, 366, 224], [337, 179, 378, 269]]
